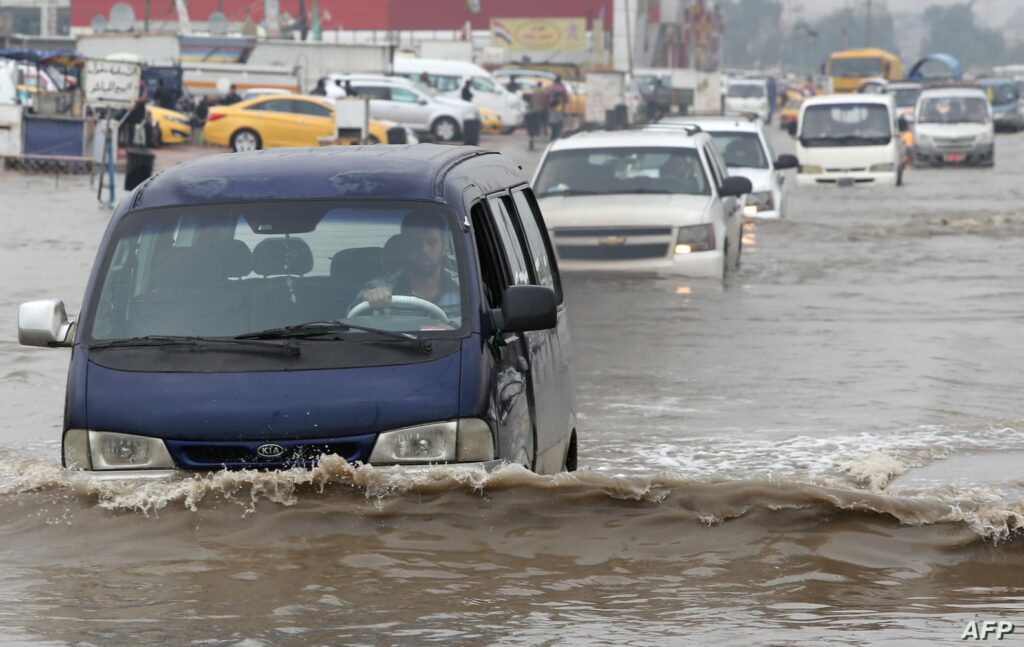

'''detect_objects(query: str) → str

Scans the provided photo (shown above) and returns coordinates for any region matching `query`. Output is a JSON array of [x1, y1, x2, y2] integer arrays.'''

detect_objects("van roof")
[[130, 145, 501, 210], [802, 93, 894, 107], [919, 87, 987, 99], [548, 129, 703, 152]]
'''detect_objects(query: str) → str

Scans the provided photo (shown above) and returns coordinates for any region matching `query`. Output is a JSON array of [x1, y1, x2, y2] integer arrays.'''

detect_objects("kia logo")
[[256, 443, 286, 459]]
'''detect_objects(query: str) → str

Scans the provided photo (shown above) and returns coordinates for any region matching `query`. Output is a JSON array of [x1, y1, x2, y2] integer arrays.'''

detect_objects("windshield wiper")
[[235, 321, 433, 354], [89, 335, 301, 356], [541, 189, 601, 197]]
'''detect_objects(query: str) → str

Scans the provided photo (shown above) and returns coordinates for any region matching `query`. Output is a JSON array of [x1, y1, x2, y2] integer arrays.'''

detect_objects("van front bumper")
[[914, 143, 993, 166], [76, 459, 508, 481], [796, 170, 896, 187]]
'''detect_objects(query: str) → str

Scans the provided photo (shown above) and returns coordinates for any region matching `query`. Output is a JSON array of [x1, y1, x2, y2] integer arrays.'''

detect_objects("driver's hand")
[[364, 287, 393, 312]]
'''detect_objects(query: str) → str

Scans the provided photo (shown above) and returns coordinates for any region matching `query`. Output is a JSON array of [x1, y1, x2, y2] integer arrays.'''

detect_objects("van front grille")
[[164, 433, 377, 470]]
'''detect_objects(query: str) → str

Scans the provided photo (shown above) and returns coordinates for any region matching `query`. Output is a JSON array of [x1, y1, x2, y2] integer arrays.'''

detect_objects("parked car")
[[913, 87, 994, 167], [203, 93, 413, 151], [328, 74, 479, 142], [796, 93, 906, 186], [18, 145, 577, 476], [393, 58, 526, 130], [657, 116, 798, 219], [240, 87, 289, 101], [532, 129, 752, 278], [978, 78, 1024, 132], [724, 79, 771, 123], [148, 106, 192, 146]]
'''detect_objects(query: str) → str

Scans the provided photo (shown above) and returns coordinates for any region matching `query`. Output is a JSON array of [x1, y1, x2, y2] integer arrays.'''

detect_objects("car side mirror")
[[497, 285, 557, 333], [418, 98, 429, 105], [774, 153, 798, 170], [19, 298, 74, 347], [898, 115, 909, 132], [719, 176, 753, 198]]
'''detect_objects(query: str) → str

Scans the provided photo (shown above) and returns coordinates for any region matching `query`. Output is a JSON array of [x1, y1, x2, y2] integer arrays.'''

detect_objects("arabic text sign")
[[84, 60, 142, 108], [490, 18, 587, 51]]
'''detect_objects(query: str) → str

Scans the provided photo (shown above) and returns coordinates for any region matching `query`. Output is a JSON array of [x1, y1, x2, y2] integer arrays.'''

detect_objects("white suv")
[[328, 74, 479, 142], [532, 129, 752, 279], [653, 117, 798, 219]]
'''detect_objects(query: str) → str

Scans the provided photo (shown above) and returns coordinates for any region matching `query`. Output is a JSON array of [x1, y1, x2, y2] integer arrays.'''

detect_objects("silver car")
[[329, 74, 478, 142]]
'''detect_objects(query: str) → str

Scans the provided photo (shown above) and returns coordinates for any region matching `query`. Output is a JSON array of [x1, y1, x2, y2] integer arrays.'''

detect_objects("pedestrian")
[[419, 71, 433, 88], [344, 80, 358, 97], [154, 79, 177, 110], [222, 84, 241, 105], [310, 77, 327, 96], [544, 76, 569, 140], [461, 78, 474, 103]]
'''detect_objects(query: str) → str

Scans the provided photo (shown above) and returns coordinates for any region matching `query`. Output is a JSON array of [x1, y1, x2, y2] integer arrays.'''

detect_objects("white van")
[[724, 80, 771, 123], [912, 87, 994, 167], [795, 94, 905, 187], [393, 58, 525, 130]]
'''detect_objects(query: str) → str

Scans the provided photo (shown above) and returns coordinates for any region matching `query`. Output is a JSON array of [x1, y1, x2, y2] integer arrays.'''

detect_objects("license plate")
[[944, 153, 965, 163], [837, 178, 854, 187]]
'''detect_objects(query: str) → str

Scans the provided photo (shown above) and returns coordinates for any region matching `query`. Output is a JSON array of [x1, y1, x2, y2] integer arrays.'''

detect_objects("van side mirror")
[[774, 153, 798, 170], [498, 285, 557, 333], [418, 98, 428, 105], [19, 299, 74, 347], [719, 176, 753, 198]]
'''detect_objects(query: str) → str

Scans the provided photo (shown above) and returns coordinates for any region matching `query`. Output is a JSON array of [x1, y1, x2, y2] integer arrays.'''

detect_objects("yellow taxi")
[[204, 94, 407, 150], [148, 106, 193, 145], [479, 107, 504, 135]]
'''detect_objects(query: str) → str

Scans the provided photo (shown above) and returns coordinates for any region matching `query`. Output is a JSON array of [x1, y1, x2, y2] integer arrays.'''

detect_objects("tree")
[[920, 3, 1005, 70]]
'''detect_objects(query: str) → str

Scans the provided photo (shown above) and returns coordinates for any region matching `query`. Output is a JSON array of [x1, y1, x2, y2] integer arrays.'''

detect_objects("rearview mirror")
[[719, 176, 753, 198], [498, 286, 557, 333], [774, 153, 798, 170], [19, 298, 74, 347]]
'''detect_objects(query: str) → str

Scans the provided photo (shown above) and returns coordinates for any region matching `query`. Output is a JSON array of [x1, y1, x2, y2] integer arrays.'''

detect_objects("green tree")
[[920, 3, 1005, 69]]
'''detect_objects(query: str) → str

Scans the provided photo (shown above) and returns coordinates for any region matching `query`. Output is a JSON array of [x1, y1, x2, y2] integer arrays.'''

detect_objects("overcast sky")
[[788, 0, 1018, 27]]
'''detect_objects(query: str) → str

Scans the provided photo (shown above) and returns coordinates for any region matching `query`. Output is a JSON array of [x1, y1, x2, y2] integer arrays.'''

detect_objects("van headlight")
[[976, 131, 994, 144], [915, 133, 932, 146], [369, 419, 495, 464], [674, 224, 716, 254], [744, 191, 774, 215], [62, 430, 176, 470], [799, 164, 823, 174]]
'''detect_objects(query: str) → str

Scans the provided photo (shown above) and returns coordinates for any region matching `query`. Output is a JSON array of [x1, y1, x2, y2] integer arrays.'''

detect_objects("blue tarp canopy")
[[908, 54, 964, 82]]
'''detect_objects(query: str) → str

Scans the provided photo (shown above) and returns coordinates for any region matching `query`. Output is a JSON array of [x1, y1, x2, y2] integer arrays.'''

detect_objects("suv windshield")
[[800, 103, 892, 146], [917, 96, 990, 124], [830, 57, 883, 77], [535, 147, 710, 197], [707, 131, 768, 168], [85, 201, 467, 344], [727, 84, 765, 99]]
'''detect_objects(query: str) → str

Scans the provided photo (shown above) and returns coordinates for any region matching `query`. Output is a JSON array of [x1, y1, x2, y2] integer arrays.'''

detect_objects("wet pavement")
[[2, 130, 1024, 645]]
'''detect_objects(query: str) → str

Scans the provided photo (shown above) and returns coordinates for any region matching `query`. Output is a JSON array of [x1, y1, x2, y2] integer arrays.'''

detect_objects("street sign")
[[84, 59, 141, 108]]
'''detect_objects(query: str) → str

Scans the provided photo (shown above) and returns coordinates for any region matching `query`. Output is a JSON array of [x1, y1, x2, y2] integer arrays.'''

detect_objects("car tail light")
[[207, 113, 226, 122]]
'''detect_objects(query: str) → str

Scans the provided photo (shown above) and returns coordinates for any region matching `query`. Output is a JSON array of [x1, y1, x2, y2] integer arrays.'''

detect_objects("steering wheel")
[[347, 295, 450, 324]]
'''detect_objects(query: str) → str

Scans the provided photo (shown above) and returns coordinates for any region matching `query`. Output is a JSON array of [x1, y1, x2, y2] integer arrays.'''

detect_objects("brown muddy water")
[[3, 133, 1024, 646]]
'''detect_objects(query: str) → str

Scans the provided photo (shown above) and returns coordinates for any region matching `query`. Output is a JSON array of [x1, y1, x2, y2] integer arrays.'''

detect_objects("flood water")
[[3, 132, 1024, 645]]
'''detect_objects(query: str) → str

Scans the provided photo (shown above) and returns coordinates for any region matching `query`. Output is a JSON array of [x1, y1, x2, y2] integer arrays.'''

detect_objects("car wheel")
[[431, 117, 460, 142], [231, 128, 262, 152]]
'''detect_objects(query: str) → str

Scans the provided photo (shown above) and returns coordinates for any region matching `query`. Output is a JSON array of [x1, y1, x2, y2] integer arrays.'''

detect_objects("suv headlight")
[[743, 191, 774, 216], [63, 429, 176, 470], [369, 419, 494, 464], [674, 224, 716, 254]]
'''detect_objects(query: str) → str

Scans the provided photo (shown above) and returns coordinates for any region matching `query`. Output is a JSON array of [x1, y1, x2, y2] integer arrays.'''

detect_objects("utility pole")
[[865, 0, 873, 46]]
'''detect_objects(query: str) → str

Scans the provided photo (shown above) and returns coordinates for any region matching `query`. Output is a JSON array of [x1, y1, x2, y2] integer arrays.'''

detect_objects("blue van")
[[979, 78, 1024, 132], [18, 145, 578, 475]]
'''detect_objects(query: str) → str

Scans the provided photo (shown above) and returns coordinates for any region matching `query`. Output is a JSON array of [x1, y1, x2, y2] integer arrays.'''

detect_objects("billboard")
[[490, 17, 587, 51]]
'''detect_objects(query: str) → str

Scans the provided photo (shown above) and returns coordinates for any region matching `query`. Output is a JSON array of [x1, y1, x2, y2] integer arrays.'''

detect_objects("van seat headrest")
[[252, 238, 314, 277]]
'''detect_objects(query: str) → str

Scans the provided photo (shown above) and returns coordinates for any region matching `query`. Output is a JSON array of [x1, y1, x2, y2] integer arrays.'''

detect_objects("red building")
[[71, 0, 613, 31]]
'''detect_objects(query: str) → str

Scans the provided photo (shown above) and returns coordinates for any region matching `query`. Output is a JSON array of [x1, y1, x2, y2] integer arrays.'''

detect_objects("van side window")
[[471, 202, 508, 309], [510, 188, 561, 299], [487, 196, 530, 286]]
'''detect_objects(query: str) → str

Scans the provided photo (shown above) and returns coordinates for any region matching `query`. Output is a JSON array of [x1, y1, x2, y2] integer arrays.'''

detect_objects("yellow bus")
[[826, 48, 903, 93]]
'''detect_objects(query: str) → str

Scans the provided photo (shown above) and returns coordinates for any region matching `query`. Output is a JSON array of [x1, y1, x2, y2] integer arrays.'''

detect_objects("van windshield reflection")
[[85, 201, 466, 344]]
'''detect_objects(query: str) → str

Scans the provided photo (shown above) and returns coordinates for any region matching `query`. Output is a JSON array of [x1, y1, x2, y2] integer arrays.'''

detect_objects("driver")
[[660, 154, 701, 193], [358, 210, 460, 320]]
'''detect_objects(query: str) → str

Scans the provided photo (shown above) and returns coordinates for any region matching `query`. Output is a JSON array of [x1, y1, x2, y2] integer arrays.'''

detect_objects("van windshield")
[[534, 147, 710, 197], [800, 103, 892, 146], [917, 96, 990, 124], [727, 84, 765, 99], [84, 201, 468, 344]]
